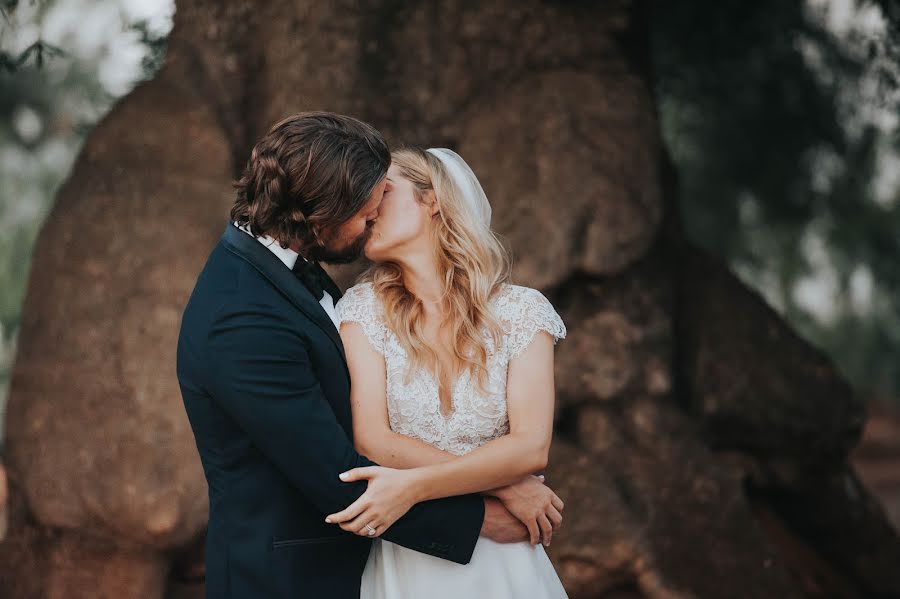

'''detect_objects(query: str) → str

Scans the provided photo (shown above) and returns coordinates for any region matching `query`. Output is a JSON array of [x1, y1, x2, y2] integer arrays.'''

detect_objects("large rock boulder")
[[1, 1, 897, 597]]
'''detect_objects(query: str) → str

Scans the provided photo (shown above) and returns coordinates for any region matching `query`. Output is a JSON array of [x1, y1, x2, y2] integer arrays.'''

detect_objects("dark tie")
[[292, 258, 335, 301]]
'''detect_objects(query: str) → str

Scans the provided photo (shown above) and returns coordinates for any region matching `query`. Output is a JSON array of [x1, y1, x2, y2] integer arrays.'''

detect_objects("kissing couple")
[[177, 111, 569, 598]]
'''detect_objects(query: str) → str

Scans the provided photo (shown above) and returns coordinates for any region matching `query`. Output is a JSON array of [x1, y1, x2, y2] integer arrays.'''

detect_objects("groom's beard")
[[309, 223, 373, 265]]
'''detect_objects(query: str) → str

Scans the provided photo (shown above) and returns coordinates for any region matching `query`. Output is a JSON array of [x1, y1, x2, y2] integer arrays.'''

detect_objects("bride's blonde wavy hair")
[[362, 147, 511, 406]]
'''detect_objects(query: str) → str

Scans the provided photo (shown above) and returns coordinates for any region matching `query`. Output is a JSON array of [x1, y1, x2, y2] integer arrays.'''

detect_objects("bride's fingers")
[[325, 496, 369, 524], [547, 506, 563, 529], [538, 513, 553, 545], [343, 510, 380, 535], [338, 466, 380, 483], [358, 521, 381, 537], [346, 514, 380, 537]]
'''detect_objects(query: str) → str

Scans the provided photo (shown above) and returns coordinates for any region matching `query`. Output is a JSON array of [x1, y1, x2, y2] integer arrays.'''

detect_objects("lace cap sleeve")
[[500, 286, 567, 360], [335, 282, 386, 355]]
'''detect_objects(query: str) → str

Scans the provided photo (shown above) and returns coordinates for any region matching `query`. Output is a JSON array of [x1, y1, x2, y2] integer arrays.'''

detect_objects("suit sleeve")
[[205, 303, 485, 564]]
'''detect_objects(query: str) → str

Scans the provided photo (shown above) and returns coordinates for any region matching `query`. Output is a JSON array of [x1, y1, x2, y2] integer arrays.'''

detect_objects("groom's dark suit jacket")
[[176, 223, 485, 598]]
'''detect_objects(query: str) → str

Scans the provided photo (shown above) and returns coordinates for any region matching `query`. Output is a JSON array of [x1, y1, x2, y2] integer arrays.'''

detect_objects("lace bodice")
[[335, 282, 566, 456]]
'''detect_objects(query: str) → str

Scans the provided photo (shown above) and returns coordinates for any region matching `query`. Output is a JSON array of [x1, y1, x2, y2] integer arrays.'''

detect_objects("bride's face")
[[365, 164, 437, 262]]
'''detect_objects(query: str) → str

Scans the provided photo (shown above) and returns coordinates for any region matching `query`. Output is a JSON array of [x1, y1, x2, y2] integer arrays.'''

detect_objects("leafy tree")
[[652, 0, 900, 400]]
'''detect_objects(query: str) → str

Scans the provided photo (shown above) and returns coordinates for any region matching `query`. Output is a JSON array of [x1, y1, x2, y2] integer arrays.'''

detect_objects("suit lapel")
[[221, 223, 347, 364]]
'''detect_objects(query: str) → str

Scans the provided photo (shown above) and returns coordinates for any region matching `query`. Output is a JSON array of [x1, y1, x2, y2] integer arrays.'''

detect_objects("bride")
[[327, 147, 569, 598]]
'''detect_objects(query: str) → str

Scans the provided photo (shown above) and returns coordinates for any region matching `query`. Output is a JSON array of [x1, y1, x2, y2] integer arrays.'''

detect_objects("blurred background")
[[3, 0, 898, 425], [0, 0, 172, 431], [0, 0, 898, 597]]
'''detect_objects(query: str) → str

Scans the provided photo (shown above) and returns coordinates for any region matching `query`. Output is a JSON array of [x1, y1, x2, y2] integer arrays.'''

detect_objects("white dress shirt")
[[233, 222, 340, 330]]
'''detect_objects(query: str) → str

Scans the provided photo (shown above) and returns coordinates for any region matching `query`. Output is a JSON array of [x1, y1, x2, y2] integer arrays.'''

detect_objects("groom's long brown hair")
[[231, 111, 390, 250]]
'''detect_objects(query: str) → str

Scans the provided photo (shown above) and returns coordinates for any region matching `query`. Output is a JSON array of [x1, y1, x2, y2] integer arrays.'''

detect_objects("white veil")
[[425, 148, 492, 229]]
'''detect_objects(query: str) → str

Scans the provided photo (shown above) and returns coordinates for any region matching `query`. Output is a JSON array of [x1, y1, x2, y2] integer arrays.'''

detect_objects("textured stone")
[[676, 243, 866, 463], [546, 416, 799, 599], [852, 399, 900, 531], [5, 57, 222, 549], [0, 462, 6, 542], [455, 69, 663, 288], [553, 247, 674, 408], [0, 0, 896, 597]]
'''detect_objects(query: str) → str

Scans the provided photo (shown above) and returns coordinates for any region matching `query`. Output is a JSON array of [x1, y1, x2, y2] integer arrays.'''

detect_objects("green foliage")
[[130, 19, 168, 81], [653, 0, 900, 399], [0, 1, 61, 73], [0, 39, 64, 72]]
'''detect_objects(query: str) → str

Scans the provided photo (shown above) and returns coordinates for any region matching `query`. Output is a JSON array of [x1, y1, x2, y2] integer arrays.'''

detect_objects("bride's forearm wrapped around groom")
[[328, 293, 564, 547]]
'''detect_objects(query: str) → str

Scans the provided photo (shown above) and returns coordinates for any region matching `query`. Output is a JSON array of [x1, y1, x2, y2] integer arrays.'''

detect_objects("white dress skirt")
[[336, 282, 570, 599], [361, 536, 568, 599]]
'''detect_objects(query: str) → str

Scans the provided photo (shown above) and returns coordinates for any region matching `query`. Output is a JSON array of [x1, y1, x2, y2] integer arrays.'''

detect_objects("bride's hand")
[[325, 466, 423, 538], [493, 475, 564, 546]]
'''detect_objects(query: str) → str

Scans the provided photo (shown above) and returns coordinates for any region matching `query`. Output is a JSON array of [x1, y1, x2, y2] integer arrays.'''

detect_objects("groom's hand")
[[480, 497, 531, 544], [491, 474, 563, 546]]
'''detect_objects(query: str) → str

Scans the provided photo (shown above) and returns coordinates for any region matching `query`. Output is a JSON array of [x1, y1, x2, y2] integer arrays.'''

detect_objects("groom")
[[177, 112, 535, 598]]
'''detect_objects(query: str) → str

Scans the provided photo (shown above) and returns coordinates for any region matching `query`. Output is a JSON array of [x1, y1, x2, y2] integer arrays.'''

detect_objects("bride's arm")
[[342, 321, 542, 501], [328, 329, 563, 543], [341, 321, 457, 469], [401, 330, 557, 499], [330, 329, 563, 544]]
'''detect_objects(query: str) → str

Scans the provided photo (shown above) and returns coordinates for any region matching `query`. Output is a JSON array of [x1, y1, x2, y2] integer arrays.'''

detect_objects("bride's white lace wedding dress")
[[335, 282, 569, 599]]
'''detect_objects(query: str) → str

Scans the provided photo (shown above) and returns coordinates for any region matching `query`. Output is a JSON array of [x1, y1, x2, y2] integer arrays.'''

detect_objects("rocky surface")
[[0, 461, 7, 542], [1, 1, 897, 597], [852, 399, 900, 532]]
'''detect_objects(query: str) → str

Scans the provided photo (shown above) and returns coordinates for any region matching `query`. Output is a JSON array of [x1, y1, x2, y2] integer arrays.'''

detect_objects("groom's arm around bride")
[[203, 297, 498, 554], [177, 112, 529, 599]]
